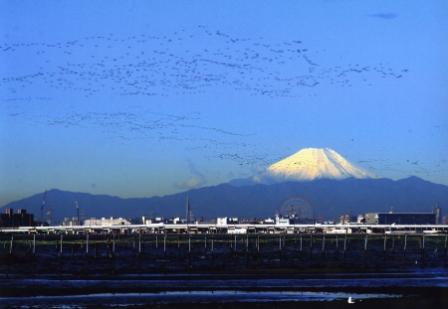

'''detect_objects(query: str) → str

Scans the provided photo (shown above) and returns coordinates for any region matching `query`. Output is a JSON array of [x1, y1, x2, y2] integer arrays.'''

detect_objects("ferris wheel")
[[278, 197, 314, 219]]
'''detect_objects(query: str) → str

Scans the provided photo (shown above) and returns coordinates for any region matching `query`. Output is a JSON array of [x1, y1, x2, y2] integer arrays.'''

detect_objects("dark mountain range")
[[1, 176, 447, 223]]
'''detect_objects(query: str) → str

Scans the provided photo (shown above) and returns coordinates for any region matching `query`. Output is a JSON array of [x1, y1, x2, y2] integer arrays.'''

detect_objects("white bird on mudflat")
[[347, 296, 355, 304]]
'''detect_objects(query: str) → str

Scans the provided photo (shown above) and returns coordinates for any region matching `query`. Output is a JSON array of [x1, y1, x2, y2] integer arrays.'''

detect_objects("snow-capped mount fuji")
[[265, 147, 372, 181]]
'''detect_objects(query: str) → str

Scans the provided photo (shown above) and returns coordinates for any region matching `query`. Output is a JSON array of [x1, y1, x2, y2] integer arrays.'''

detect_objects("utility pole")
[[185, 195, 192, 224], [40, 191, 47, 225], [46, 208, 53, 226], [75, 201, 80, 225]]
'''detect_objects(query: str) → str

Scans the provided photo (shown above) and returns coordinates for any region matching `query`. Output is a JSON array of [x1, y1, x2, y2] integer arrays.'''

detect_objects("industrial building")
[[363, 212, 437, 225], [0, 208, 35, 227]]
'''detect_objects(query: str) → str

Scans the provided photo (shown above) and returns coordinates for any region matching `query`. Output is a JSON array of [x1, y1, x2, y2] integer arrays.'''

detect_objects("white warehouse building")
[[83, 217, 131, 227]]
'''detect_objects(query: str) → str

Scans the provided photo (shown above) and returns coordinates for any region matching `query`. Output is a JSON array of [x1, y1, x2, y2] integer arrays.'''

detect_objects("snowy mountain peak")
[[266, 148, 372, 181]]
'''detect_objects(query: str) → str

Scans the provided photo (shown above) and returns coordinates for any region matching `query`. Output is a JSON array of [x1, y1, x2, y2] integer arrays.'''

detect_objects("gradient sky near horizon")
[[1, 0, 447, 206]]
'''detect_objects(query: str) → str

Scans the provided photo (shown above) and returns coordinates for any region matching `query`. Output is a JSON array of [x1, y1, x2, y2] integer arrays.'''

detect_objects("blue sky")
[[1, 0, 447, 205]]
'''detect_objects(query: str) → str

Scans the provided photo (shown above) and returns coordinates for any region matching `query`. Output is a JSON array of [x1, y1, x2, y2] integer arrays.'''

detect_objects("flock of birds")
[[355, 157, 447, 179], [1, 25, 408, 99], [3, 25, 437, 176], [7, 107, 272, 167]]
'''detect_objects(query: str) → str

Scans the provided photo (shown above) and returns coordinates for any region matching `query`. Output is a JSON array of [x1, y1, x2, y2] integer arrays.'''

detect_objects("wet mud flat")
[[1, 234, 448, 308], [0, 297, 446, 309], [0, 273, 448, 308], [1, 232, 448, 275], [0, 293, 445, 309], [1, 247, 448, 276]]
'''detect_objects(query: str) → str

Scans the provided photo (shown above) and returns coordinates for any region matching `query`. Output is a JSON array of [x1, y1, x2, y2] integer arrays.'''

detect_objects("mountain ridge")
[[2, 176, 447, 222]]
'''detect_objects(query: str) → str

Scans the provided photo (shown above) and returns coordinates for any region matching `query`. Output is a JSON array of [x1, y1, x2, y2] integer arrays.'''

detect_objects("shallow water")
[[5, 274, 448, 290], [0, 270, 447, 308], [0, 290, 401, 308]]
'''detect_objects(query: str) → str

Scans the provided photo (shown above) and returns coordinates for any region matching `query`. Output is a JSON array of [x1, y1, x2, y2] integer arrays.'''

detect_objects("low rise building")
[[275, 215, 290, 226], [83, 217, 131, 227], [62, 217, 81, 226], [339, 214, 357, 225], [217, 217, 239, 226], [263, 218, 275, 224]]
